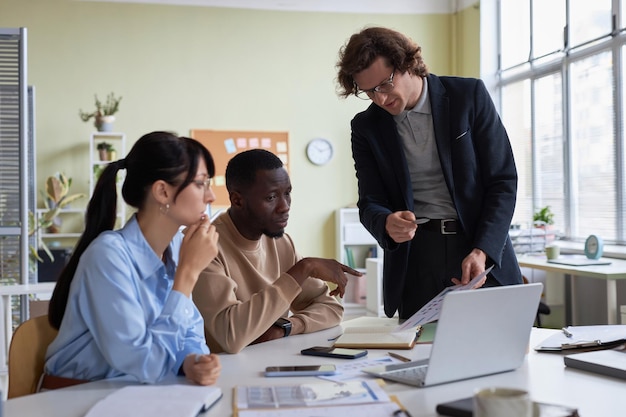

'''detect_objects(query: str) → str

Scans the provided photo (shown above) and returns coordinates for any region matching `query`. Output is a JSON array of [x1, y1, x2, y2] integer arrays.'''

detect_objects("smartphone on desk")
[[264, 365, 337, 377], [301, 346, 368, 359]]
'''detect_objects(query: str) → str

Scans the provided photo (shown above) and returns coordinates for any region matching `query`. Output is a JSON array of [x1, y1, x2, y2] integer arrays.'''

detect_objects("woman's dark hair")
[[336, 26, 429, 98], [48, 131, 215, 329]]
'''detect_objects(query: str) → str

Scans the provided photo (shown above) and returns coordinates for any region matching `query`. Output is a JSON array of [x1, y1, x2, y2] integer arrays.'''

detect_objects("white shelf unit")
[[335, 208, 382, 308], [35, 207, 85, 240], [89, 132, 127, 228]]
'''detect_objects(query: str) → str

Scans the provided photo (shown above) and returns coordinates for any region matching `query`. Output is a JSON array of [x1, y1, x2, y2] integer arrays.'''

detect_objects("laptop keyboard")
[[381, 364, 428, 385]]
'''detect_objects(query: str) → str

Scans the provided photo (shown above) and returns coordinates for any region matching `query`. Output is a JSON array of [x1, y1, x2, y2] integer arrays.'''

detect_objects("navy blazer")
[[350, 74, 522, 317]]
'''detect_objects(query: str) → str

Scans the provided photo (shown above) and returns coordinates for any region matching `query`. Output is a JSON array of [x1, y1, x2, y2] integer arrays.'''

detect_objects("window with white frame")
[[498, 0, 625, 245]]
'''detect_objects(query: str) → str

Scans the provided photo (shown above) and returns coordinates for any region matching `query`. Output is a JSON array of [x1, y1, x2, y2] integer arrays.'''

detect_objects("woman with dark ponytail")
[[44, 131, 221, 387]]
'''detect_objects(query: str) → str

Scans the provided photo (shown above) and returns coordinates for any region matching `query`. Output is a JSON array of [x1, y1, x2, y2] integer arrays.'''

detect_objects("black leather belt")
[[418, 219, 458, 235]]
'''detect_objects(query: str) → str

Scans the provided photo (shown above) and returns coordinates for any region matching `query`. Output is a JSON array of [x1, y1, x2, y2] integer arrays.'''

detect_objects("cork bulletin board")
[[190, 129, 289, 207]]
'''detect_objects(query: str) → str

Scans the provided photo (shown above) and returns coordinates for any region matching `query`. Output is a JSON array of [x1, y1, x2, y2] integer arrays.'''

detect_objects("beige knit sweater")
[[192, 212, 343, 353]]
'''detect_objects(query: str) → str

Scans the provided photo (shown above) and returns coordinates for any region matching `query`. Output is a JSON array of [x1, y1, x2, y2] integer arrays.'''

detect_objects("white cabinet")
[[335, 208, 382, 308], [89, 132, 127, 228]]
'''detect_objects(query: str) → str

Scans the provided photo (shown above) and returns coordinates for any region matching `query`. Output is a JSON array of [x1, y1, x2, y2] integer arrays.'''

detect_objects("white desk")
[[5, 325, 625, 416], [517, 254, 626, 324]]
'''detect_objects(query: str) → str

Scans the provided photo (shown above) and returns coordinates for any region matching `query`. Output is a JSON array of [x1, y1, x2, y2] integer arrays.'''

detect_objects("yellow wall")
[[0, 0, 478, 259]]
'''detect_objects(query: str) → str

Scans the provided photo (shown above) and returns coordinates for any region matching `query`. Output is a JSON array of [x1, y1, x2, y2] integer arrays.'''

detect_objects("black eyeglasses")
[[355, 70, 395, 100]]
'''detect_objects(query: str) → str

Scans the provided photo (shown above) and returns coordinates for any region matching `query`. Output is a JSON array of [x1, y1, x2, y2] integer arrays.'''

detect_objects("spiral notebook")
[[84, 384, 222, 417]]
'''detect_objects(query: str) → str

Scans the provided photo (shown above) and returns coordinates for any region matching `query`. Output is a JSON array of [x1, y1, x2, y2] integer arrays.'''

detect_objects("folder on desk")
[[535, 325, 626, 352]]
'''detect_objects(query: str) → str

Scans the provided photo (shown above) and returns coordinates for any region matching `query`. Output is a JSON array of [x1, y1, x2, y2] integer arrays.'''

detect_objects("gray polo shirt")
[[393, 77, 457, 219]]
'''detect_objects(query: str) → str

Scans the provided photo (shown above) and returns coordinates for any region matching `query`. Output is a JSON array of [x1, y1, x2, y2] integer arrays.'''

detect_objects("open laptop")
[[362, 283, 543, 387]]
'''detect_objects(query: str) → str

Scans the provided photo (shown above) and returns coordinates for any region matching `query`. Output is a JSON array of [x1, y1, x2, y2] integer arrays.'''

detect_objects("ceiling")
[[79, 0, 475, 14]]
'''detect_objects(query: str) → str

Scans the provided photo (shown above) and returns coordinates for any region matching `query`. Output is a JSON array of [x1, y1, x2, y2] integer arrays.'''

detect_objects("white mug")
[[474, 387, 532, 417]]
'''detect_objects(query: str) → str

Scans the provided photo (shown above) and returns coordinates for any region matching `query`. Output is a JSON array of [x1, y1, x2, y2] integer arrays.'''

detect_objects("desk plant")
[[79, 92, 122, 131]]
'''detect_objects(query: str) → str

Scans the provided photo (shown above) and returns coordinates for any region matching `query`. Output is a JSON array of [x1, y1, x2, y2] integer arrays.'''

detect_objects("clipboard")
[[535, 325, 626, 352]]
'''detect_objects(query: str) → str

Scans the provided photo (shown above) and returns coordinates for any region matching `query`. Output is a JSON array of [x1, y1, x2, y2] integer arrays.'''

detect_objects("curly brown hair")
[[336, 27, 429, 98]]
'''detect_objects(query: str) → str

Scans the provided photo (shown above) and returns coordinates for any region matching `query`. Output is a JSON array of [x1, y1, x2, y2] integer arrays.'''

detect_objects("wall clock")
[[306, 138, 333, 166], [584, 234, 604, 260]]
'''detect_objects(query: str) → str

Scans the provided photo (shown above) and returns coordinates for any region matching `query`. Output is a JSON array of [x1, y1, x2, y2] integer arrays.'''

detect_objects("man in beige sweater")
[[193, 149, 362, 353]]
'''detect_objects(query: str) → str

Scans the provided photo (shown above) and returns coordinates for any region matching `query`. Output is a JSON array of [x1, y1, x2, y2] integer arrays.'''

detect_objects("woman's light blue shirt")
[[44, 215, 209, 383]]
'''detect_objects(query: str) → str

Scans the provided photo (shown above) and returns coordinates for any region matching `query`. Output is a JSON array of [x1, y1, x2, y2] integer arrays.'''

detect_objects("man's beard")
[[262, 229, 284, 239]]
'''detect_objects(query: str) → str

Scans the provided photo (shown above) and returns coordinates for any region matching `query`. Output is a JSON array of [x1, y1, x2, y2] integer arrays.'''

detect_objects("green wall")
[[0, 0, 479, 259], [454, 3, 481, 76]]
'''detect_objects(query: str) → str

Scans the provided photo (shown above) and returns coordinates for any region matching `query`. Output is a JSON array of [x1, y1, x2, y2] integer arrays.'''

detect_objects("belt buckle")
[[441, 219, 456, 235]]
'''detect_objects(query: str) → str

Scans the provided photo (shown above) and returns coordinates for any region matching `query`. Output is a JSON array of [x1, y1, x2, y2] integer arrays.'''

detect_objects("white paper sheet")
[[395, 265, 494, 331]]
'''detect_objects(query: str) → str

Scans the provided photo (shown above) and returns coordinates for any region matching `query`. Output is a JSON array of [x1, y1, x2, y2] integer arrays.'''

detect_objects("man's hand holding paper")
[[394, 266, 494, 332]]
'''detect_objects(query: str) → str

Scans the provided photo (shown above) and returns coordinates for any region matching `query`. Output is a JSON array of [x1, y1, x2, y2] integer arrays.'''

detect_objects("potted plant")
[[533, 206, 555, 227], [39, 173, 86, 234], [79, 92, 122, 132], [533, 205, 556, 243], [28, 173, 86, 263], [97, 141, 112, 161]]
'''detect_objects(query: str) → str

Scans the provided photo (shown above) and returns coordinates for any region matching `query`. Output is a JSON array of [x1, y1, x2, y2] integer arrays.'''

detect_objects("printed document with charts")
[[233, 380, 408, 417], [84, 384, 222, 417], [333, 266, 493, 349]]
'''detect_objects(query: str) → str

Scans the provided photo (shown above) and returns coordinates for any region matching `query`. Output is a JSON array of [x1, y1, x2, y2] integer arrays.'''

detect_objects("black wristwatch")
[[273, 317, 292, 337]]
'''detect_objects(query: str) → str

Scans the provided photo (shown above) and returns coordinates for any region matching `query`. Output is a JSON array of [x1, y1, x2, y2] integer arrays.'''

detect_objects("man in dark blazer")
[[336, 27, 522, 319]]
